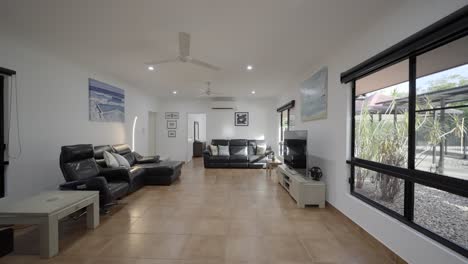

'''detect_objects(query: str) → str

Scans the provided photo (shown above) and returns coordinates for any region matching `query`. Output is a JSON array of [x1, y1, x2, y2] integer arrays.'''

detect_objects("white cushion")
[[112, 153, 131, 168], [256, 144, 267, 155], [218, 145, 230, 156], [209, 144, 218, 156], [103, 151, 119, 168]]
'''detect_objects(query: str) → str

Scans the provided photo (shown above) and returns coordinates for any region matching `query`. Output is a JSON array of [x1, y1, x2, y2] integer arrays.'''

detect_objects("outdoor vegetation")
[[354, 68, 468, 249]]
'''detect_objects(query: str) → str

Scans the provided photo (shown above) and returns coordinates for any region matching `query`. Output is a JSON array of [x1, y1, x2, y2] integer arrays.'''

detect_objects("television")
[[283, 130, 307, 175]]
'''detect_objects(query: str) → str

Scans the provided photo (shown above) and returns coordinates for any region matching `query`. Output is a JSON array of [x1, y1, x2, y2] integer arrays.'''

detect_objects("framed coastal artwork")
[[300, 67, 328, 121], [89, 78, 125, 122]]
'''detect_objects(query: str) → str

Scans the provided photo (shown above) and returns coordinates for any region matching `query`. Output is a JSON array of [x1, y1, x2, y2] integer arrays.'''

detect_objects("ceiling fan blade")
[[190, 58, 221, 71], [179, 32, 190, 58], [145, 58, 179, 65]]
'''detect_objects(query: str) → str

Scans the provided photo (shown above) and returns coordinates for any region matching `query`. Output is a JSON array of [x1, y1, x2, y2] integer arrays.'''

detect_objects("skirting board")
[[326, 202, 408, 264]]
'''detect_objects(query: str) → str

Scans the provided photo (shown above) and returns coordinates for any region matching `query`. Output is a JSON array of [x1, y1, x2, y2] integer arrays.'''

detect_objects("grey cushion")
[[209, 144, 218, 156], [256, 144, 267, 155], [218, 145, 230, 156]]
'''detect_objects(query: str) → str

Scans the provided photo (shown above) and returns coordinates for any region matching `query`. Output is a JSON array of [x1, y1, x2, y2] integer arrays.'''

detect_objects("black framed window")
[[279, 109, 289, 155], [0, 75, 4, 198], [343, 6, 468, 257], [277, 100, 294, 156], [0, 67, 15, 199]]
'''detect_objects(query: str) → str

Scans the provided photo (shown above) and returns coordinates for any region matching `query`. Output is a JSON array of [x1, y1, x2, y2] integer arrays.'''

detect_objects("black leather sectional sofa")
[[59, 144, 183, 207], [203, 139, 272, 168]]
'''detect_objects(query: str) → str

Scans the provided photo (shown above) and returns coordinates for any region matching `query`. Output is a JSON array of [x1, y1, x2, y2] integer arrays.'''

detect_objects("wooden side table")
[[266, 159, 282, 177]]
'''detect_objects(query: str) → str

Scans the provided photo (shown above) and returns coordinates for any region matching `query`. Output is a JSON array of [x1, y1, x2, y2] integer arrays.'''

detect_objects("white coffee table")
[[0, 191, 99, 258]]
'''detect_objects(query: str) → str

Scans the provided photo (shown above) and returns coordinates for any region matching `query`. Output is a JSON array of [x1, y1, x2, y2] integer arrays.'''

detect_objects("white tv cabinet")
[[276, 165, 326, 208]]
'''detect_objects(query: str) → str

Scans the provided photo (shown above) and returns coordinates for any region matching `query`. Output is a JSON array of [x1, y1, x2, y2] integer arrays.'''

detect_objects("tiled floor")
[[1, 158, 398, 264]]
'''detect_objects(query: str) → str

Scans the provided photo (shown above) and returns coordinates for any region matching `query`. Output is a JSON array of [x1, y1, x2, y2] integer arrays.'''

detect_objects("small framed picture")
[[234, 112, 249, 126], [165, 112, 179, 119], [168, 130, 176, 137], [167, 120, 177, 129]]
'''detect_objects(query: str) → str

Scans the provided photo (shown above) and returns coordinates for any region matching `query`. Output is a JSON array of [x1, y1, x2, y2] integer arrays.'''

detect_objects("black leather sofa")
[[59, 144, 183, 208], [59, 144, 131, 207], [94, 144, 183, 187], [203, 139, 272, 168]]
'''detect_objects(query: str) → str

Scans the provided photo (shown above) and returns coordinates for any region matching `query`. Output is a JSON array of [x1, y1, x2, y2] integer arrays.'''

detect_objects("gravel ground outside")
[[355, 180, 468, 250]]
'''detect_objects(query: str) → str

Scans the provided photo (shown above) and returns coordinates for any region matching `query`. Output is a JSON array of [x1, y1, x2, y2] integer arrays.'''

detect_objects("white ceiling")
[[0, 0, 402, 98]]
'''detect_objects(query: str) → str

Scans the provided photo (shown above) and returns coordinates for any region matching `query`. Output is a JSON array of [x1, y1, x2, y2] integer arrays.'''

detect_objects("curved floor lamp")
[[132, 116, 138, 151]]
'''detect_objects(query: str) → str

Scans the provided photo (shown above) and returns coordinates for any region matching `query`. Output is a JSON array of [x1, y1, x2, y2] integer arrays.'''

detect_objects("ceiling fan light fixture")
[[148, 65, 155, 71], [172, 90, 177, 95], [246, 65, 254, 71], [251, 90, 256, 94]]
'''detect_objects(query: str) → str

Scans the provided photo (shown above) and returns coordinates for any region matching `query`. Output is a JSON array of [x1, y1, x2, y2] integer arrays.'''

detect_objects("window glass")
[[354, 167, 404, 215], [279, 110, 289, 156], [414, 184, 468, 250], [355, 60, 409, 167], [415, 36, 468, 179]]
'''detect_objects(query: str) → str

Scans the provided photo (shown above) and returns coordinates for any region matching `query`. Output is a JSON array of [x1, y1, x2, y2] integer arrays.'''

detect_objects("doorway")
[[186, 113, 206, 162]]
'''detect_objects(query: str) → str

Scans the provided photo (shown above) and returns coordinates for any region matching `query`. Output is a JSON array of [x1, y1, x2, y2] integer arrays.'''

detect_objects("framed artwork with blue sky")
[[89, 78, 125, 122]]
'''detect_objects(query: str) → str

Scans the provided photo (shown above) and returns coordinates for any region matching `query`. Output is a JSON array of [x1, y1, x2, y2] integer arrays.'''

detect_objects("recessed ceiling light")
[[148, 65, 155, 71], [251, 90, 256, 94], [246, 65, 253, 71], [172, 91, 177, 95]]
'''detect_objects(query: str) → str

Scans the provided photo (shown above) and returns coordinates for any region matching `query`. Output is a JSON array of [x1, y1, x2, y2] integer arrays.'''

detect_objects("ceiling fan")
[[198, 81, 222, 97], [146, 32, 221, 71]]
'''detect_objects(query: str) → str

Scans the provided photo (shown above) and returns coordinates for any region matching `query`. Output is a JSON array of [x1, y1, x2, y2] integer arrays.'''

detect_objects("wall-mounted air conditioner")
[[210, 98, 237, 110]]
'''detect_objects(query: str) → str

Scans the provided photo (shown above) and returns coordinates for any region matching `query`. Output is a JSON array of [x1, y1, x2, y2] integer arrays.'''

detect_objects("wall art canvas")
[[89, 78, 125, 122], [234, 112, 249, 126], [300, 67, 328, 121], [165, 112, 179, 119]]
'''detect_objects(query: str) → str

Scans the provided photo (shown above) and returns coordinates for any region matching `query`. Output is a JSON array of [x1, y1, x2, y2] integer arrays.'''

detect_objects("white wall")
[[276, 1, 468, 263], [0, 34, 158, 200], [157, 98, 277, 161]]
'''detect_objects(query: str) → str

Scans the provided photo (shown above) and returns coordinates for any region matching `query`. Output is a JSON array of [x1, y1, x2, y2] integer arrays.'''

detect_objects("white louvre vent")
[[210, 97, 237, 110]]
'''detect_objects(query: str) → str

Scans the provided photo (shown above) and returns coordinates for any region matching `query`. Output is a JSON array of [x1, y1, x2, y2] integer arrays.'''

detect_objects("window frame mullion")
[[405, 56, 417, 221]]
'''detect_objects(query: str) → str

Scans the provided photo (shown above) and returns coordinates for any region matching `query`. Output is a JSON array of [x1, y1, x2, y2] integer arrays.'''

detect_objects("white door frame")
[[186, 112, 206, 163]]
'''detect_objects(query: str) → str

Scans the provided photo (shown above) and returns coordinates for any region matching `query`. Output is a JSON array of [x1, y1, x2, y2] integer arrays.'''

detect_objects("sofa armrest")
[[134, 152, 160, 164], [59, 176, 110, 191], [99, 167, 131, 183], [60, 177, 115, 207], [59, 179, 90, 190], [203, 150, 211, 157], [137, 156, 159, 164]]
